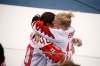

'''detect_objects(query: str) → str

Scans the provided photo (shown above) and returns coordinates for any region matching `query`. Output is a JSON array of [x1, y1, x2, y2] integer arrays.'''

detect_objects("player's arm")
[[33, 22, 66, 43]]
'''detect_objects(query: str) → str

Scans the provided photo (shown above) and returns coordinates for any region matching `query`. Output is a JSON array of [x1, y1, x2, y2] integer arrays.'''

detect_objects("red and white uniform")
[[24, 21, 75, 66], [24, 31, 51, 66], [33, 21, 69, 63], [65, 27, 75, 60]]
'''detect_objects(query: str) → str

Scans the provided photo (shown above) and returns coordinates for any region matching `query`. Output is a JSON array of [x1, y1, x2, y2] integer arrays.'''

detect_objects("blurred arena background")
[[0, 0, 100, 66]]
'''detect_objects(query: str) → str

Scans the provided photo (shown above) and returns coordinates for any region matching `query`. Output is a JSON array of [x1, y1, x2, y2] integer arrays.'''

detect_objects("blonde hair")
[[55, 12, 74, 30]]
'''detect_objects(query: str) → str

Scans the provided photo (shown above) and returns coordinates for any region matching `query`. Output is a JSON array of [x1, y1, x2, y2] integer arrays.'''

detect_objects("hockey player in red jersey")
[[32, 12, 82, 66], [24, 12, 82, 66]]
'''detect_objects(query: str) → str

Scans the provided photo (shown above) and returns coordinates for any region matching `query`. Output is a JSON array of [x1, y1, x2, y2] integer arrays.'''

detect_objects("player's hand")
[[72, 38, 82, 47], [34, 33, 41, 43]]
